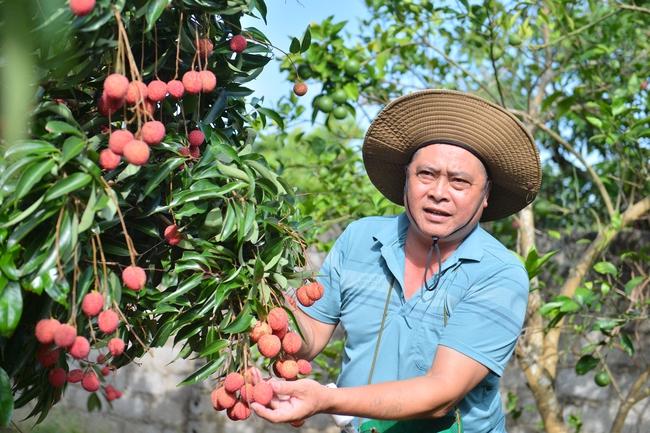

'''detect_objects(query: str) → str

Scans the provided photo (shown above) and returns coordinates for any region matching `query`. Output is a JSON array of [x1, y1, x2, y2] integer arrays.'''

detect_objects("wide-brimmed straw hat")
[[362, 89, 542, 221]]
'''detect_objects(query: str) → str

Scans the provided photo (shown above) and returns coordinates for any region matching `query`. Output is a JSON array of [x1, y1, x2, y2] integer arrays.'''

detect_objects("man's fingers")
[[250, 402, 289, 423]]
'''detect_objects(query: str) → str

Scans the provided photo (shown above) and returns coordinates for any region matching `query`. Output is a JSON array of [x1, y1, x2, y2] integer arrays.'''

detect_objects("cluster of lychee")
[[34, 291, 125, 401], [210, 367, 269, 421]]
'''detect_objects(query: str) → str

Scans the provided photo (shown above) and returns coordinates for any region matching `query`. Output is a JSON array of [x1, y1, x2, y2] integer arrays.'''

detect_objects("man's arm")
[[252, 345, 489, 422], [289, 302, 337, 360]]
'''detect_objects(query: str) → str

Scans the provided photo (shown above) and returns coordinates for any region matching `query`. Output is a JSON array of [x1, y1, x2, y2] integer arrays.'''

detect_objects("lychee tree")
[[0, 0, 317, 425]]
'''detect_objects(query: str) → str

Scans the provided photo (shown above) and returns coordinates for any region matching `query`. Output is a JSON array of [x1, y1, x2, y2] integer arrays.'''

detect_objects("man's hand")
[[250, 378, 327, 423]]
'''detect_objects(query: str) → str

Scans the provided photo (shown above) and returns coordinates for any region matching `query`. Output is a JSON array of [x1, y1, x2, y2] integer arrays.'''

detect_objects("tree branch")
[[530, 10, 619, 51], [610, 365, 650, 433]]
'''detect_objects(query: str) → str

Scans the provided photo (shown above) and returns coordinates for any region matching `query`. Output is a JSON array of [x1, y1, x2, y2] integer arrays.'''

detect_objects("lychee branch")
[[112, 300, 149, 353], [100, 178, 138, 266]]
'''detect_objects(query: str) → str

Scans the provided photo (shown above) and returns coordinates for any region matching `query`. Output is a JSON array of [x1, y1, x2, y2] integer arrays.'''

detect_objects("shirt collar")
[[372, 212, 485, 262]]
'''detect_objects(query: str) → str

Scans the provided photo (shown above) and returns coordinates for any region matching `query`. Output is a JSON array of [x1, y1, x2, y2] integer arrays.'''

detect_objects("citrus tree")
[[274, 1, 650, 432], [0, 0, 320, 426]]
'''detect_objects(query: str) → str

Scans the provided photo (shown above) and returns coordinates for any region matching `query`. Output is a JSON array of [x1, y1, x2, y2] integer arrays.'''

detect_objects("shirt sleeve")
[[297, 225, 352, 325], [438, 263, 529, 376]]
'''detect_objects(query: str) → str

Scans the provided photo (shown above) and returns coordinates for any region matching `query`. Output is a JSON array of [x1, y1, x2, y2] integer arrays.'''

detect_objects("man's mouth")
[[423, 208, 451, 217]]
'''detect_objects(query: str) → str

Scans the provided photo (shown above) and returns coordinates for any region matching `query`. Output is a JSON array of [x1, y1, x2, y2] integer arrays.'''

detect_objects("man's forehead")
[[409, 143, 487, 173]]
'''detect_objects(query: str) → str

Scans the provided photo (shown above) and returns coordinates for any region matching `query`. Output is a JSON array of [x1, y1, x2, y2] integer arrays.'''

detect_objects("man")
[[252, 89, 541, 432]]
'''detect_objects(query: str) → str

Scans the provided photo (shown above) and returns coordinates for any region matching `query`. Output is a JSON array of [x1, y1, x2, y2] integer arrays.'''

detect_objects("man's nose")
[[427, 177, 450, 201]]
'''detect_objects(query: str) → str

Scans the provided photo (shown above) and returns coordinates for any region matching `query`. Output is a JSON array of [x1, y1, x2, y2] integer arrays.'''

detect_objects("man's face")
[[404, 144, 489, 241]]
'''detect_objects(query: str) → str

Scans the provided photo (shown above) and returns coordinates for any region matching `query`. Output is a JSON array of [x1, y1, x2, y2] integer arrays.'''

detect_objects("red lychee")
[[108, 129, 134, 155], [82, 291, 104, 317], [69, 336, 90, 359], [54, 324, 77, 348], [267, 307, 288, 333], [96, 353, 106, 364], [48, 367, 67, 388], [273, 325, 287, 340], [293, 82, 308, 97], [69, 0, 95, 17], [179, 146, 191, 157], [125, 81, 148, 105], [143, 99, 156, 117], [297, 359, 312, 375], [306, 281, 324, 301], [98, 92, 122, 116], [35, 318, 61, 344], [239, 383, 255, 403], [182, 71, 202, 94], [250, 321, 272, 343], [279, 359, 298, 380], [98, 309, 120, 334], [82, 371, 100, 392], [282, 332, 302, 355], [253, 380, 274, 406], [103, 73, 129, 101], [108, 337, 125, 356], [166, 80, 185, 99], [257, 334, 281, 358], [122, 265, 146, 290], [140, 120, 165, 146], [123, 139, 150, 166], [211, 388, 225, 411], [36, 345, 60, 367], [296, 285, 314, 307], [227, 401, 251, 421], [215, 386, 237, 409], [196, 38, 214, 58], [272, 360, 283, 377], [147, 80, 168, 102], [101, 366, 111, 376], [189, 146, 201, 159], [229, 35, 247, 53], [104, 384, 122, 401], [199, 70, 217, 93], [164, 224, 181, 246], [188, 129, 205, 147], [99, 148, 121, 170], [68, 369, 84, 383], [224, 372, 245, 393]]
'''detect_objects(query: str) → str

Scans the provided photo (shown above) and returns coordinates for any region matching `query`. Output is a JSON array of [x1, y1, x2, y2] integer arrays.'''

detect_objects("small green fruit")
[[594, 371, 611, 387], [332, 89, 347, 104], [316, 96, 334, 113], [332, 106, 348, 119], [297, 64, 312, 79], [508, 34, 522, 47], [345, 59, 361, 75]]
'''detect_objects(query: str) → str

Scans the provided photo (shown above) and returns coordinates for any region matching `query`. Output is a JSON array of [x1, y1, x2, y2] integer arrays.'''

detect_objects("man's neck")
[[404, 227, 460, 268]]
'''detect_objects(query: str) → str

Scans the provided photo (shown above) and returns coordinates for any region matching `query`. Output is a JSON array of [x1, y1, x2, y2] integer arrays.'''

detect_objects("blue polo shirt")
[[300, 213, 529, 433]]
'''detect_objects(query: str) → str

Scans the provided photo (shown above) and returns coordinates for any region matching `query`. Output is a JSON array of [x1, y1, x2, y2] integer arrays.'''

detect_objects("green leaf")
[[575, 354, 599, 375], [178, 357, 225, 386], [45, 120, 83, 137], [585, 116, 603, 129], [0, 282, 22, 337], [61, 136, 86, 166], [0, 367, 12, 427], [0, 195, 44, 228], [146, 0, 171, 32], [560, 298, 581, 313], [13, 159, 56, 201], [301, 27, 312, 52], [142, 157, 184, 197], [257, 107, 285, 129], [222, 304, 254, 334], [624, 276, 643, 294], [289, 37, 301, 54], [593, 261, 617, 277], [87, 393, 101, 412], [44, 173, 91, 201], [159, 273, 203, 304], [619, 332, 635, 356], [3, 140, 58, 159], [198, 338, 229, 357]]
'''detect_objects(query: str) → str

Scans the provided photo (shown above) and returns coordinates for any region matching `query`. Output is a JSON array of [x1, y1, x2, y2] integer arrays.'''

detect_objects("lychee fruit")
[[69, 0, 95, 17], [99, 148, 121, 170], [122, 265, 146, 290], [273, 325, 288, 340], [123, 139, 150, 165], [108, 337, 125, 356], [272, 360, 283, 377], [104, 384, 122, 401], [188, 129, 205, 147], [69, 336, 90, 359], [164, 224, 181, 246], [35, 318, 61, 344], [82, 371, 100, 392], [101, 366, 111, 376], [253, 380, 274, 406], [196, 38, 214, 58], [98, 309, 120, 334], [296, 285, 314, 307], [282, 332, 302, 355], [215, 386, 237, 409], [293, 82, 308, 97], [243, 366, 262, 385], [126, 81, 148, 105], [229, 35, 247, 53], [36, 345, 60, 367], [227, 401, 251, 421], [211, 388, 225, 411], [96, 353, 106, 364], [297, 359, 312, 375], [257, 334, 281, 358], [48, 367, 67, 388], [54, 324, 77, 348], [189, 146, 201, 159], [290, 419, 306, 428], [166, 80, 184, 99], [103, 73, 129, 101], [67, 369, 84, 383], [250, 321, 272, 343], [147, 80, 168, 102], [199, 70, 217, 93], [239, 383, 255, 403], [179, 146, 191, 157], [140, 120, 165, 145], [143, 99, 156, 117], [267, 307, 288, 333], [279, 359, 298, 380], [82, 291, 104, 317], [306, 281, 324, 301], [224, 372, 245, 393], [98, 92, 122, 116], [182, 71, 202, 94], [108, 129, 133, 155]]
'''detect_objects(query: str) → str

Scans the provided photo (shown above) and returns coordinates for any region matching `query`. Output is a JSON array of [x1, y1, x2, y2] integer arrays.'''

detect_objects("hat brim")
[[362, 89, 541, 221]]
